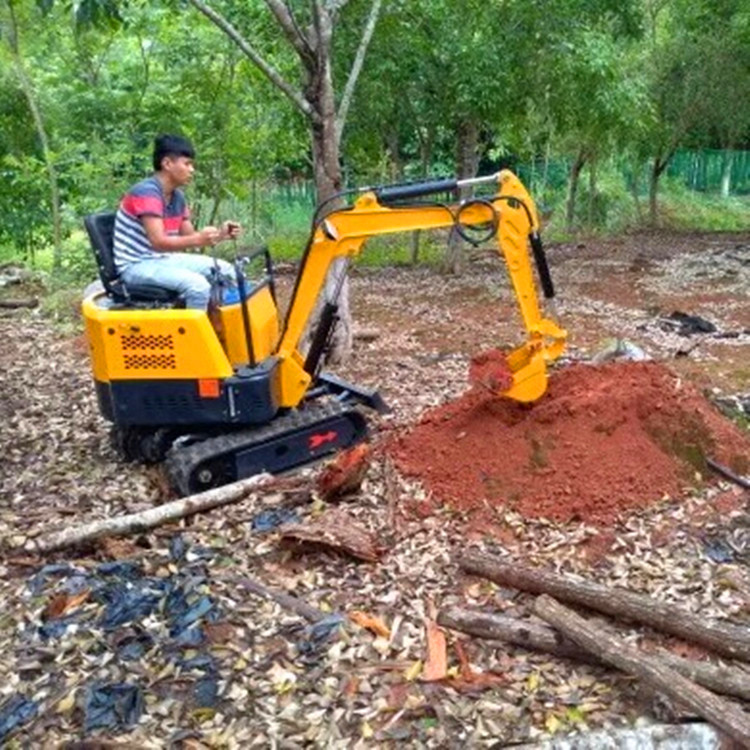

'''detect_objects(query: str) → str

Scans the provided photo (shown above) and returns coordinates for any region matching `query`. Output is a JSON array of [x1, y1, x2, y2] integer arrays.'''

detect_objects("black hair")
[[153, 134, 195, 171]]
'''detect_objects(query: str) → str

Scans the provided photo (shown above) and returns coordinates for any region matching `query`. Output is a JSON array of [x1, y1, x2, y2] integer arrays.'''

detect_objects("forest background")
[[1, 0, 749, 292]]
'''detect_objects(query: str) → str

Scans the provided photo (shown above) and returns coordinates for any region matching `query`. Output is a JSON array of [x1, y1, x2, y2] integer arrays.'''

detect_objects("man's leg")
[[167, 253, 238, 286], [120, 257, 211, 309]]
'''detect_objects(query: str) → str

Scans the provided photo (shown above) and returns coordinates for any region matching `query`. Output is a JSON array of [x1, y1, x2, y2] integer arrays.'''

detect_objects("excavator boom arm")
[[275, 170, 566, 407]]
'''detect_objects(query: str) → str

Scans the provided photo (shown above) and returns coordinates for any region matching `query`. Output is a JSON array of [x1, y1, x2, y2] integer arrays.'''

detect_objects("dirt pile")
[[389, 361, 749, 524]]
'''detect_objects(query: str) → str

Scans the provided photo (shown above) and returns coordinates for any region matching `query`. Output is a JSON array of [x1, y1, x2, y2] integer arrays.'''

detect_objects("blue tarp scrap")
[[169, 535, 187, 562], [84, 682, 143, 733], [28, 563, 76, 596], [0, 694, 38, 741], [115, 630, 156, 661], [94, 580, 166, 630], [38, 612, 84, 641], [193, 676, 219, 709], [251, 507, 300, 533], [294, 613, 345, 657]]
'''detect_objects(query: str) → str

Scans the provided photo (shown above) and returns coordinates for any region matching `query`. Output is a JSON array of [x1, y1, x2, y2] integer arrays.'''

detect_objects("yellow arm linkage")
[[275, 170, 567, 407]]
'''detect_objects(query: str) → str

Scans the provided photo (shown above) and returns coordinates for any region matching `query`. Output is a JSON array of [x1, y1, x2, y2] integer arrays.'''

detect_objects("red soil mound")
[[468, 349, 513, 392], [389, 362, 749, 524]]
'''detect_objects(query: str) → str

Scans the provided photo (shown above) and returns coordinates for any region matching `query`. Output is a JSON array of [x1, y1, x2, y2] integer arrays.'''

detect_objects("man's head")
[[153, 134, 195, 186]]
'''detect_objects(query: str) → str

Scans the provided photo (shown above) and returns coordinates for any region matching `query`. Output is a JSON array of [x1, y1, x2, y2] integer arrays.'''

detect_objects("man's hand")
[[198, 226, 221, 246], [221, 220, 242, 240]]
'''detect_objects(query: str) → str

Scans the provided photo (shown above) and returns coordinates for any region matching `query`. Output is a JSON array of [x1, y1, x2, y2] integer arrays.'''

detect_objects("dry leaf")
[[422, 620, 447, 682], [350, 610, 391, 639], [43, 589, 90, 620]]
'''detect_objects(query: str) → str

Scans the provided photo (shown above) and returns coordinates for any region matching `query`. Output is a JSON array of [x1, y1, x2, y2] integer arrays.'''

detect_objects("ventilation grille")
[[142, 393, 203, 411], [121, 334, 174, 351], [120, 333, 177, 370], [123, 353, 177, 370]]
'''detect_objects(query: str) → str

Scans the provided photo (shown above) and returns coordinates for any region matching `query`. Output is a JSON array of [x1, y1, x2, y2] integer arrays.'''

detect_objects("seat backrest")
[[84, 212, 119, 295]]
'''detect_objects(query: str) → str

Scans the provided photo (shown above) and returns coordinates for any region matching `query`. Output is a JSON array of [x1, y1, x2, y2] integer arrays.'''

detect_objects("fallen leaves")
[[43, 590, 90, 620], [422, 620, 447, 682], [349, 611, 390, 639]]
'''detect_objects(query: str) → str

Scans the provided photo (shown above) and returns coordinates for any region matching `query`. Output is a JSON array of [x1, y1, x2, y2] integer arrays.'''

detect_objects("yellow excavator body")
[[81, 170, 566, 494]]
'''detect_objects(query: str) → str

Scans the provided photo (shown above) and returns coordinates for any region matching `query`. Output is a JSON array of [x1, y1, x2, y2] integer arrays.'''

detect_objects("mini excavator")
[[82, 170, 567, 495]]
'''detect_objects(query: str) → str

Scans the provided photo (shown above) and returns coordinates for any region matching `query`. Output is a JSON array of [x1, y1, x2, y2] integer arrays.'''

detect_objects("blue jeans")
[[120, 253, 237, 309]]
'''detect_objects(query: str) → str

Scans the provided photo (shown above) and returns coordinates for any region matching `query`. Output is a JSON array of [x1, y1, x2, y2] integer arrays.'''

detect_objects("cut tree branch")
[[188, 0, 320, 124], [335, 0, 382, 145], [264, 0, 315, 66], [460, 552, 750, 662], [21, 473, 280, 553], [534, 596, 750, 746], [438, 607, 750, 701]]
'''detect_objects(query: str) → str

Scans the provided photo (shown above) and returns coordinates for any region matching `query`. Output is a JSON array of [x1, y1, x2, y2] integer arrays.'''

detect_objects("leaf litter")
[[0, 231, 749, 746]]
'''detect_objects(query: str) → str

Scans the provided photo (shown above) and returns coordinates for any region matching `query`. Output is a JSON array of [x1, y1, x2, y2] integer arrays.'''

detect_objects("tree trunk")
[[565, 147, 586, 229], [438, 607, 750, 701], [629, 160, 644, 224], [721, 150, 733, 199], [459, 552, 750, 662], [6, 1, 63, 272], [649, 151, 672, 225], [535, 596, 750, 746], [309, 64, 352, 364], [444, 119, 479, 274], [410, 230, 421, 265], [587, 154, 597, 225]]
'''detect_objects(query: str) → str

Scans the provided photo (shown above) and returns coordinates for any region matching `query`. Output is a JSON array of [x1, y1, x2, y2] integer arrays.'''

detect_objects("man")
[[113, 134, 241, 309]]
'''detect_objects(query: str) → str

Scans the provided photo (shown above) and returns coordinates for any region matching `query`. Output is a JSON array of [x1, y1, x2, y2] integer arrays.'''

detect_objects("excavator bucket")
[[503, 343, 549, 403], [470, 318, 567, 403]]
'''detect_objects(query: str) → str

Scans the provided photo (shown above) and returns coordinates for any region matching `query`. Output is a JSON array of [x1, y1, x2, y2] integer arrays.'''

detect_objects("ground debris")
[[280, 507, 387, 562], [1, 231, 749, 746]]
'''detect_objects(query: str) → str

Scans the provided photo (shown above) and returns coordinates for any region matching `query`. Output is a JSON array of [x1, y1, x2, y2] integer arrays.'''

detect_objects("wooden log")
[[236, 576, 327, 623], [707, 457, 750, 491], [21, 473, 276, 554], [534, 595, 750, 747], [438, 607, 750, 701], [460, 552, 750, 662], [0, 298, 38, 309]]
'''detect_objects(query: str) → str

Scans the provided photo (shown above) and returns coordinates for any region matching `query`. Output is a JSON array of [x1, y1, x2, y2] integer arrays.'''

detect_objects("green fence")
[[667, 149, 750, 195]]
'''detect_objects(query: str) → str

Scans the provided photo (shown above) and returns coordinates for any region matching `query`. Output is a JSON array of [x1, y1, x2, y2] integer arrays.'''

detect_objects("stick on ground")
[[460, 552, 750, 662], [534, 595, 750, 747], [22, 473, 279, 553], [438, 607, 750, 701]]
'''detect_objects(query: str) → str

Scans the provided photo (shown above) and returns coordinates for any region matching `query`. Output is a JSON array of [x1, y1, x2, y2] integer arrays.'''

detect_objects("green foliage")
[[1, 0, 749, 284]]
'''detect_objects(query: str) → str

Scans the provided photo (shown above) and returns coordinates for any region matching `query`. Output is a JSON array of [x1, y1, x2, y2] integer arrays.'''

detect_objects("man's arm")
[[143, 215, 219, 252]]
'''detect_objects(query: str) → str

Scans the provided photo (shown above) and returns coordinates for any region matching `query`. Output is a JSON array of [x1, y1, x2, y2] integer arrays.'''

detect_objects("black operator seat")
[[83, 212, 181, 305]]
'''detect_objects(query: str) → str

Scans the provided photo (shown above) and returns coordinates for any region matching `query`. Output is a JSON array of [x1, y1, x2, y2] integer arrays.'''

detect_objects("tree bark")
[[22, 473, 281, 553], [649, 150, 673, 225], [565, 147, 587, 229], [459, 552, 750, 662], [444, 119, 479, 274], [721, 150, 733, 199], [534, 595, 750, 747], [6, 0, 63, 272], [438, 607, 750, 701], [191, 0, 383, 365], [308, 52, 352, 363]]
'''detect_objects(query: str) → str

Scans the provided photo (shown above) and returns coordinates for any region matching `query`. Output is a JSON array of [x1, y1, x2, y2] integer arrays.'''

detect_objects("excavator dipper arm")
[[275, 170, 567, 408]]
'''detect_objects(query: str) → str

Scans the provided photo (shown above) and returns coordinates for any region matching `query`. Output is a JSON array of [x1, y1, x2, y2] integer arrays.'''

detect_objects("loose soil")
[[389, 361, 750, 525]]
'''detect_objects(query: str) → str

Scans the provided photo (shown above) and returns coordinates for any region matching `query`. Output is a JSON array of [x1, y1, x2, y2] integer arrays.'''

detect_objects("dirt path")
[[0, 230, 748, 746]]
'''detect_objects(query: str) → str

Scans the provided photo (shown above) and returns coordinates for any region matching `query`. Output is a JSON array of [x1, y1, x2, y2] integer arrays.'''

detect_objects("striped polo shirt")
[[113, 176, 190, 272]]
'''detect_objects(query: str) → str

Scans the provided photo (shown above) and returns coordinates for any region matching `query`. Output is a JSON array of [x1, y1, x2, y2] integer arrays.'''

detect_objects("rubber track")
[[165, 400, 357, 495]]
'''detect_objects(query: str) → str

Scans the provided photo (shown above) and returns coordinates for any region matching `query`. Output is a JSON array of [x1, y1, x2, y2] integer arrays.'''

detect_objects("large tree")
[[187, 0, 383, 362]]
